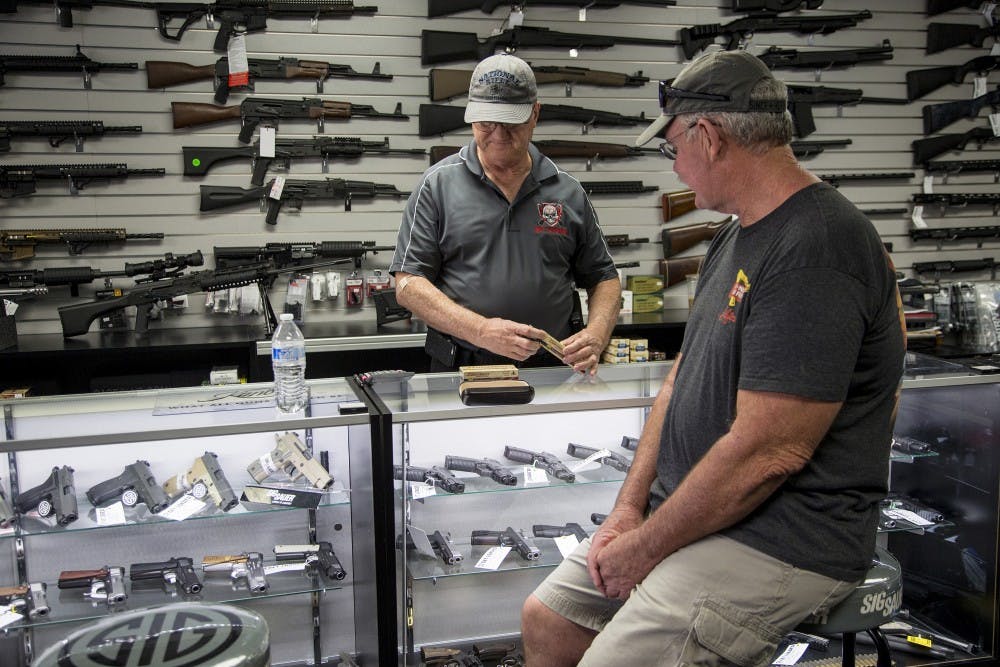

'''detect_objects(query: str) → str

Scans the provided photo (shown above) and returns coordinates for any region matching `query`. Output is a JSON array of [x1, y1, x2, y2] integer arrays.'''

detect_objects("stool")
[[33, 602, 270, 667], [796, 547, 902, 667]]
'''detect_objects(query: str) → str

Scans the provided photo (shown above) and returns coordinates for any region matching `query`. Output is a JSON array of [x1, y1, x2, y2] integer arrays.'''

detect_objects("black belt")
[[425, 328, 560, 372]]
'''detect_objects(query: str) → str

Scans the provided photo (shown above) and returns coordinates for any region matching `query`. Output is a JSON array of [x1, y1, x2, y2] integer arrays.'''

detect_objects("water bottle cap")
[[279, 313, 294, 321]]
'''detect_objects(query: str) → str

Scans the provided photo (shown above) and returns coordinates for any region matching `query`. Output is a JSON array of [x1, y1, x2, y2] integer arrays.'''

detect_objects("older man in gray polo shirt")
[[389, 54, 621, 373]]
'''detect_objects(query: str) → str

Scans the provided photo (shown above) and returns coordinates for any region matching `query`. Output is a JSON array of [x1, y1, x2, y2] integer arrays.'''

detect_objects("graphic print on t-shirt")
[[719, 269, 751, 324]]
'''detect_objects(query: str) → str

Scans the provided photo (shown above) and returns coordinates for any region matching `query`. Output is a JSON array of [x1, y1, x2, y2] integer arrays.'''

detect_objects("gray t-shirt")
[[389, 140, 618, 341], [656, 182, 905, 581]]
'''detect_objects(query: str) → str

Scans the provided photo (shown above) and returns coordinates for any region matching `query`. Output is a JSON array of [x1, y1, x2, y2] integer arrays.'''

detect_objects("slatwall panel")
[[0, 0, 997, 337]]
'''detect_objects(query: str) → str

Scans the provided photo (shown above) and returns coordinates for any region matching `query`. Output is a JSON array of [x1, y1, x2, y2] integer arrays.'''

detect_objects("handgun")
[[471, 526, 541, 561], [247, 432, 334, 490], [129, 556, 203, 595], [85, 460, 170, 513], [620, 436, 639, 451], [503, 446, 576, 483], [273, 541, 347, 580], [421, 646, 484, 666], [393, 464, 465, 494], [566, 443, 632, 473], [163, 451, 239, 511], [202, 552, 268, 592], [57, 566, 127, 604], [891, 435, 933, 455], [533, 522, 588, 543], [443, 455, 517, 486], [14, 465, 78, 525], [399, 526, 464, 565], [0, 583, 49, 619]]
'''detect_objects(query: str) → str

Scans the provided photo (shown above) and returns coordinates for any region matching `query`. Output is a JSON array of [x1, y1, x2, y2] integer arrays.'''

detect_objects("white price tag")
[[578, 7, 586, 20], [410, 482, 436, 499], [911, 205, 927, 229], [884, 508, 934, 526], [974, 76, 987, 99], [0, 609, 23, 629], [259, 125, 276, 159], [571, 447, 612, 472], [992, 41, 1000, 56], [159, 494, 207, 521], [226, 33, 249, 88], [95, 503, 127, 526], [922, 175, 934, 194], [523, 466, 549, 485], [569, 48, 579, 58], [983, 3, 996, 21], [554, 534, 580, 559], [990, 112, 1000, 136], [269, 175, 285, 200], [264, 562, 306, 575], [3, 299, 16, 316], [772, 643, 809, 665], [258, 453, 279, 476], [475, 546, 512, 570], [507, 9, 523, 27]]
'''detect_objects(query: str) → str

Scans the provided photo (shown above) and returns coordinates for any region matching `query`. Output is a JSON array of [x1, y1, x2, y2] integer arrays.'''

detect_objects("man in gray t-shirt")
[[389, 54, 621, 373], [522, 50, 905, 666]]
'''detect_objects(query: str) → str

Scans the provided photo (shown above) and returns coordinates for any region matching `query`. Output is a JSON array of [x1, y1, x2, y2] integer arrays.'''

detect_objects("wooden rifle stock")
[[308, 101, 355, 120], [661, 190, 697, 222], [171, 101, 241, 129], [661, 217, 731, 258], [146, 61, 215, 88], [658, 256, 704, 287]]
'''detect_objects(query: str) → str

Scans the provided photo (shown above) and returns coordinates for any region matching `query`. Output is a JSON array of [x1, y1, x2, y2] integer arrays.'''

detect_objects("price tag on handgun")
[[159, 493, 207, 521], [523, 466, 548, 485], [570, 448, 612, 473], [475, 546, 512, 570], [535, 330, 565, 360]]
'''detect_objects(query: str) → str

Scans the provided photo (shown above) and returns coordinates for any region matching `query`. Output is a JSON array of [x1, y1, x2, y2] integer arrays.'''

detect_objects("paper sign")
[[410, 482, 436, 500], [95, 503, 126, 526], [772, 643, 808, 665], [523, 466, 548, 485], [554, 534, 580, 559], [475, 546, 512, 570], [0, 609, 23, 629], [159, 494, 207, 521]]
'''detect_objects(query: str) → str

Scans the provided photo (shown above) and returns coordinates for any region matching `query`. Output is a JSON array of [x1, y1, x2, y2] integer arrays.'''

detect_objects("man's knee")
[[521, 594, 552, 638]]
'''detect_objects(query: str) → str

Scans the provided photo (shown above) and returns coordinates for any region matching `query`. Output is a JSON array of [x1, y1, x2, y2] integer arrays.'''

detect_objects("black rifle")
[[215, 240, 394, 270], [393, 464, 465, 494], [579, 181, 658, 196], [913, 192, 1000, 214], [732, 0, 823, 12], [85, 461, 170, 512], [471, 527, 541, 561], [912, 127, 1000, 164], [1, 251, 204, 296], [419, 102, 648, 137], [926, 22, 1000, 54], [428, 0, 674, 16], [0, 228, 164, 261], [679, 11, 873, 60], [906, 56, 1000, 101], [429, 139, 659, 166], [0, 0, 155, 26], [927, 0, 986, 15], [0, 45, 138, 88], [532, 522, 588, 542], [503, 445, 575, 483], [14, 466, 77, 526], [786, 84, 909, 137], [0, 120, 142, 153], [199, 178, 410, 225], [817, 171, 915, 187], [421, 25, 680, 66], [429, 65, 649, 102], [129, 557, 203, 594], [58, 258, 347, 336], [183, 136, 426, 185], [443, 455, 518, 486], [758, 40, 893, 71], [913, 258, 995, 274], [172, 97, 409, 144], [565, 443, 631, 472], [925, 159, 1000, 181], [790, 138, 852, 158], [603, 234, 649, 248], [860, 208, 908, 217], [147, 57, 391, 104], [910, 225, 1000, 244], [0, 162, 165, 198], [922, 88, 1000, 135]]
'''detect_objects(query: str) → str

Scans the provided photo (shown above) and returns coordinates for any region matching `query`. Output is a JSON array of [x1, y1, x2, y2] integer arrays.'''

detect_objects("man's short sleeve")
[[389, 175, 443, 281]]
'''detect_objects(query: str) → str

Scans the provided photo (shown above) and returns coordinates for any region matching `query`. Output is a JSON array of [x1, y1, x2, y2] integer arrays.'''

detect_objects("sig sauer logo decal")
[[535, 202, 567, 235], [718, 269, 750, 325]]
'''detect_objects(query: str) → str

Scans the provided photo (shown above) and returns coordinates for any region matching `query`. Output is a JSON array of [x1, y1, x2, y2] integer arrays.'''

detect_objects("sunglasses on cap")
[[658, 80, 730, 110]]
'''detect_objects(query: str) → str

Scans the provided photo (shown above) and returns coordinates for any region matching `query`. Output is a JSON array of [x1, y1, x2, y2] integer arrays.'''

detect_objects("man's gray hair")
[[681, 77, 793, 153]]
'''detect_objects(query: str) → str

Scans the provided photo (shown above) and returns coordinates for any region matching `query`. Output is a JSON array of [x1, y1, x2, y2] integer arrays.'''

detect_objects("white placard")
[[475, 546, 512, 570], [884, 508, 934, 526], [0, 609, 23, 629], [911, 205, 927, 229], [259, 125, 276, 159], [410, 482, 436, 500], [95, 503, 126, 526], [974, 76, 987, 99], [269, 175, 285, 200], [571, 448, 612, 472], [772, 643, 809, 665], [922, 175, 934, 194], [523, 466, 549, 485], [554, 534, 580, 559], [159, 494, 207, 521]]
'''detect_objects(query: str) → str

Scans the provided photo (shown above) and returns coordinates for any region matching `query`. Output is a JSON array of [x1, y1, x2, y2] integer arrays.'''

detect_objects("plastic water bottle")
[[271, 313, 308, 413]]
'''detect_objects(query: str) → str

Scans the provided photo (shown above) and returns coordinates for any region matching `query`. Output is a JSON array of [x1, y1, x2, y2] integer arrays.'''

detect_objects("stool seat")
[[799, 546, 902, 635]]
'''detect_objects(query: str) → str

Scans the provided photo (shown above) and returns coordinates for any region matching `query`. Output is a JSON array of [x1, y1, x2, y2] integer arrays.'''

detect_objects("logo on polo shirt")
[[535, 202, 567, 235]]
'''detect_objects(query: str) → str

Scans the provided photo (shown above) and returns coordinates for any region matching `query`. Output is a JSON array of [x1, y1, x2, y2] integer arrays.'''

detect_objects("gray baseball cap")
[[635, 50, 787, 146], [464, 54, 538, 125]]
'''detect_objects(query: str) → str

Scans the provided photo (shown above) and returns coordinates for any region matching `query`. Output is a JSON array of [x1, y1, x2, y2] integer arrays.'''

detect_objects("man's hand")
[[590, 526, 662, 601], [586, 507, 643, 594], [561, 327, 605, 375], [477, 318, 547, 361]]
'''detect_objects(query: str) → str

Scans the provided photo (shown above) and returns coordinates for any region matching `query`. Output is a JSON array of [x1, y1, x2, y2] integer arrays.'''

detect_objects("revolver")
[[163, 451, 239, 512], [129, 556, 203, 595], [0, 583, 49, 619], [566, 443, 632, 473], [471, 526, 541, 561], [274, 541, 347, 580], [202, 552, 268, 592], [247, 432, 333, 490], [14, 465, 78, 525], [393, 464, 465, 494], [57, 566, 127, 605], [399, 526, 463, 566], [503, 446, 575, 483], [0, 479, 15, 528], [443, 455, 517, 486], [533, 522, 588, 543], [86, 460, 170, 513]]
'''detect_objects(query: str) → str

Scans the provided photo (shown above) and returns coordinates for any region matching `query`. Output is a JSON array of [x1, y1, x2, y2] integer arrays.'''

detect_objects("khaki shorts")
[[532, 534, 859, 667]]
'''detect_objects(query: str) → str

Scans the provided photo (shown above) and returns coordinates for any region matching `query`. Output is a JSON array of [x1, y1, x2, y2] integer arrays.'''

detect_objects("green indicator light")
[[191, 158, 201, 166]]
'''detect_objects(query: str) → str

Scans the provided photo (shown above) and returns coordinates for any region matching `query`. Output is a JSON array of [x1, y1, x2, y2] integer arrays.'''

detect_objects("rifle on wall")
[[912, 127, 1000, 164], [910, 225, 1000, 245], [419, 103, 649, 137], [758, 40, 893, 71], [214, 241, 395, 270], [1, 228, 164, 261], [905, 55, 1000, 101], [786, 84, 909, 137], [926, 22, 1000, 54], [0, 120, 142, 152], [662, 218, 733, 258], [925, 159, 1000, 181], [0, 45, 137, 88], [912, 192, 1000, 215], [429, 140, 659, 166], [1, 251, 203, 296], [658, 255, 705, 286], [427, 0, 675, 17], [0, 163, 165, 197], [922, 88, 1000, 135], [430, 65, 649, 102], [926, 0, 988, 15]]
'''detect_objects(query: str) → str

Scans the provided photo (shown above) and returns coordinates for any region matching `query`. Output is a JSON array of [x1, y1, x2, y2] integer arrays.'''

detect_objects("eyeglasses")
[[658, 80, 730, 109], [658, 120, 698, 160], [473, 120, 530, 132]]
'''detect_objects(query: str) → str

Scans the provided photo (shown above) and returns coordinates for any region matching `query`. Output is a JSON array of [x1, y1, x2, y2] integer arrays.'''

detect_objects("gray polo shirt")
[[390, 139, 617, 342]]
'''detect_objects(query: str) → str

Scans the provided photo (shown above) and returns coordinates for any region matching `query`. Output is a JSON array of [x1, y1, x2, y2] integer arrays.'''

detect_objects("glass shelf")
[[398, 463, 628, 500], [404, 536, 572, 581], [889, 450, 939, 463]]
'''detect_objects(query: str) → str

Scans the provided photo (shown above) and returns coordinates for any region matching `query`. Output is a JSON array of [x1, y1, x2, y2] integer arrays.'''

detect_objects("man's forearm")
[[585, 278, 622, 346], [395, 272, 487, 342]]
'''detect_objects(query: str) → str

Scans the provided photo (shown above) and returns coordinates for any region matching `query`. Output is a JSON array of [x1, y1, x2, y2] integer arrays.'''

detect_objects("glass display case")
[[0, 380, 380, 667]]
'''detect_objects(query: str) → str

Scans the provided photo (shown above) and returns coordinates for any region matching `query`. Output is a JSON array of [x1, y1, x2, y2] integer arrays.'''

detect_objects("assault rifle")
[[910, 225, 1000, 245], [183, 136, 426, 184], [922, 88, 1000, 135], [732, 0, 823, 12], [913, 192, 1000, 214], [817, 171, 915, 187], [428, 0, 674, 17], [58, 258, 349, 336], [172, 97, 409, 143], [0, 120, 141, 153], [926, 159, 1000, 182], [0, 162, 165, 198], [758, 40, 893, 71], [215, 240, 394, 270], [147, 57, 391, 104], [428, 139, 659, 166], [791, 138, 853, 158], [662, 217, 733, 258], [0, 0, 154, 26], [199, 178, 410, 225], [0, 228, 164, 261], [0, 45, 137, 88], [679, 11, 873, 60], [786, 84, 909, 137], [913, 258, 996, 274], [419, 102, 649, 137], [430, 65, 649, 102], [580, 181, 658, 196], [906, 56, 1000, 101], [1, 251, 204, 296], [421, 25, 680, 66], [912, 127, 1000, 164], [604, 234, 650, 249], [659, 255, 705, 287], [926, 22, 1000, 54], [927, 0, 987, 15]]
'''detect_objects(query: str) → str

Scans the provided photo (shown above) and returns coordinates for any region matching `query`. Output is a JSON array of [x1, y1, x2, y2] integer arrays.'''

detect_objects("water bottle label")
[[272, 347, 304, 362]]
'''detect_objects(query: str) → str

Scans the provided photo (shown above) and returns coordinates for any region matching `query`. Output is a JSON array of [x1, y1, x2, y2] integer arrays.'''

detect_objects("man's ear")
[[700, 118, 726, 160]]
